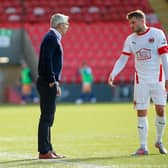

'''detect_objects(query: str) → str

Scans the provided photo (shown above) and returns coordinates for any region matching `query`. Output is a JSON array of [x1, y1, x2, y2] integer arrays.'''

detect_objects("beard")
[[132, 26, 145, 34], [132, 26, 144, 34]]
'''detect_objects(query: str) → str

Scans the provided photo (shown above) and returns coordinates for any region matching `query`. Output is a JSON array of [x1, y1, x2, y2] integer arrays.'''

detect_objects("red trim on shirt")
[[158, 46, 168, 55], [159, 64, 162, 82], [137, 27, 150, 36], [135, 71, 139, 84], [122, 51, 132, 56]]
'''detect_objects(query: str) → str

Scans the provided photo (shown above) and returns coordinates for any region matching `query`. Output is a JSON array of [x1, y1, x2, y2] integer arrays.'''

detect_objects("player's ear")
[[141, 18, 145, 24]]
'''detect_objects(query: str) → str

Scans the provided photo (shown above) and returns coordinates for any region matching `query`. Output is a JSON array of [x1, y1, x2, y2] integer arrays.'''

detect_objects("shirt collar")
[[50, 28, 62, 41]]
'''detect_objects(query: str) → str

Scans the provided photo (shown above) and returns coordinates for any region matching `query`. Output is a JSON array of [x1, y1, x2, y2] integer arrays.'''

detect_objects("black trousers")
[[37, 77, 57, 154]]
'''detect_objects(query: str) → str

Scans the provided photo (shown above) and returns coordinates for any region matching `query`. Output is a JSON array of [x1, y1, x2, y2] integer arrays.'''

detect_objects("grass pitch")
[[0, 103, 168, 168]]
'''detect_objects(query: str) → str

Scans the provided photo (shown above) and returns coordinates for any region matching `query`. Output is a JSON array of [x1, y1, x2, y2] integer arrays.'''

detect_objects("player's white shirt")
[[122, 27, 168, 83]]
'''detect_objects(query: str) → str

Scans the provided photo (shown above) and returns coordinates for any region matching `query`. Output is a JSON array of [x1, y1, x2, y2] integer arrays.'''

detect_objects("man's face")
[[128, 16, 144, 33], [59, 22, 69, 35]]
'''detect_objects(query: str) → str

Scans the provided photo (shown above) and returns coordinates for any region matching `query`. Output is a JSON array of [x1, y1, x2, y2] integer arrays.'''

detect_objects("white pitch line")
[[39, 159, 116, 168], [40, 160, 168, 168], [0, 152, 34, 159], [0, 152, 114, 168], [0, 152, 167, 168]]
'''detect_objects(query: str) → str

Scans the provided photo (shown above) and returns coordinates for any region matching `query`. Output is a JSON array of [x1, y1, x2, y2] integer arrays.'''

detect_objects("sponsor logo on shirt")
[[161, 38, 167, 45], [136, 48, 151, 60]]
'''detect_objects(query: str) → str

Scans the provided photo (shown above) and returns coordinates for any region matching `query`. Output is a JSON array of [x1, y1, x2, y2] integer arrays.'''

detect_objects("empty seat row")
[[0, 0, 152, 6], [25, 22, 154, 83], [0, 0, 153, 22]]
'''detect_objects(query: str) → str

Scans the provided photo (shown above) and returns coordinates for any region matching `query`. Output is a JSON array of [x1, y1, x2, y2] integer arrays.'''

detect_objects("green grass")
[[0, 103, 168, 168]]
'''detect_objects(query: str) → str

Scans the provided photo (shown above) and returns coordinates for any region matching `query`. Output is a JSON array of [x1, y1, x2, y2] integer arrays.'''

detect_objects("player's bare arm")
[[108, 55, 129, 87], [161, 54, 168, 92], [165, 80, 168, 92], [108, 75, 115, 87]]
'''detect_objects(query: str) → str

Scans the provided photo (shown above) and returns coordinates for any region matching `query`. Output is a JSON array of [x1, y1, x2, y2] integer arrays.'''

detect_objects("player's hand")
[[165, 80, 168, 92], [108, 75, 116, 87], [57, 86, 61, 96]]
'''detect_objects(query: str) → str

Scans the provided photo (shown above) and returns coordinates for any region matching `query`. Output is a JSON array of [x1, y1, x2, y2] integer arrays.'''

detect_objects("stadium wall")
[[0, 65, 20, 102], [0, 29, 38, 103], [23, 30, 38, 80], [57, 83, 133, 103]]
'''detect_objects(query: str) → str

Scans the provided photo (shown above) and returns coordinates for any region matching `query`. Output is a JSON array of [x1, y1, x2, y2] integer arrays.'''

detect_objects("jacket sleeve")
[[43, 36, 57, 83]]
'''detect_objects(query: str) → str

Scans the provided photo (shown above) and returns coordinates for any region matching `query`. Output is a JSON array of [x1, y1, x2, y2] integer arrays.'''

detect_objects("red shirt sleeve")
[[158, 46, 168, 55]]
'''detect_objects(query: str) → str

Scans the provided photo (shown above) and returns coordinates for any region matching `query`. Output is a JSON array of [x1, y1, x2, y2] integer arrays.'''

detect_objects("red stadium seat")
[[0, 0, 161, 83]]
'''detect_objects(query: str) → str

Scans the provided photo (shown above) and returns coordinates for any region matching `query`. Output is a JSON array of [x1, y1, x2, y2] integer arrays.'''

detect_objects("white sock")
[[155, 115, 166, 143], [138, 117, 148, 149]]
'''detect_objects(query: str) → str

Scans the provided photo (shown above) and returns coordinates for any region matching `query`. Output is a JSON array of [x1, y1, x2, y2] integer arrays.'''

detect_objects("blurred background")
[[0, 0, 168, 104]]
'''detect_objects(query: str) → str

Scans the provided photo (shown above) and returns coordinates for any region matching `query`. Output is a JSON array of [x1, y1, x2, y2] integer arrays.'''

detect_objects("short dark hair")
[[126, 10, 145, 20]]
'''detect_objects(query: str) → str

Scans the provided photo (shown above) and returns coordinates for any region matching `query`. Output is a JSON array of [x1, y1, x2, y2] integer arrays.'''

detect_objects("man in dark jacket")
[[37, 13, 69, 159]]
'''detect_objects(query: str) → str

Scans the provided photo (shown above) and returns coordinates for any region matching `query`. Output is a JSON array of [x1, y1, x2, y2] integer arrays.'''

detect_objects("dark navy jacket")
[[38, 30, 63, 83]]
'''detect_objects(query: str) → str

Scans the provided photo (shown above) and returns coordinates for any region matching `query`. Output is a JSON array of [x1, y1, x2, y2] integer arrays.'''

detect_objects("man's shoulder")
[[42, 31, 57, 44], [128, 33, 136, 38], [44, 31, 57, 39], [125, 33, 136, 42], [150, 27, 163, 34]]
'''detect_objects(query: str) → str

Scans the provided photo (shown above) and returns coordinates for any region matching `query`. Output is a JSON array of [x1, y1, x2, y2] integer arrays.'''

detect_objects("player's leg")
[[155, 105, 166, 144], [132, 83, 150, 155], [86, 84, 96, 103], [154, 105, 167, 154], [136, 110, 149, 154], [151, 83, 167, 154], [75, 83, 88, 104]]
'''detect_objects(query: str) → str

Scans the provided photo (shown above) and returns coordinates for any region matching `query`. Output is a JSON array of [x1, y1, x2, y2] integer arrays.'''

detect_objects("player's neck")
[[137, 26, 149, 35]]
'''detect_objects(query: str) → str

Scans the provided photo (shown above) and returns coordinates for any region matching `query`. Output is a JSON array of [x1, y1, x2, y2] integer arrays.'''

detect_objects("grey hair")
[[50, 13, 69, 28]]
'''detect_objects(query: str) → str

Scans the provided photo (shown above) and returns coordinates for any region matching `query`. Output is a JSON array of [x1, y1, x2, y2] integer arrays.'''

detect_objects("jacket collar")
[[50, 28, 62, 41]]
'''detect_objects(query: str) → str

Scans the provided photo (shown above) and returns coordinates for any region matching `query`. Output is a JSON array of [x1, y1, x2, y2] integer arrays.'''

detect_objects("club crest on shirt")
[[136, 48, 151, 60], [148, 37, 155, 43]]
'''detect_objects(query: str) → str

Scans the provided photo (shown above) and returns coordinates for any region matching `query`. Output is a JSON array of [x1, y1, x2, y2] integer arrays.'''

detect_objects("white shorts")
[[134, 82, 167, 110]]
